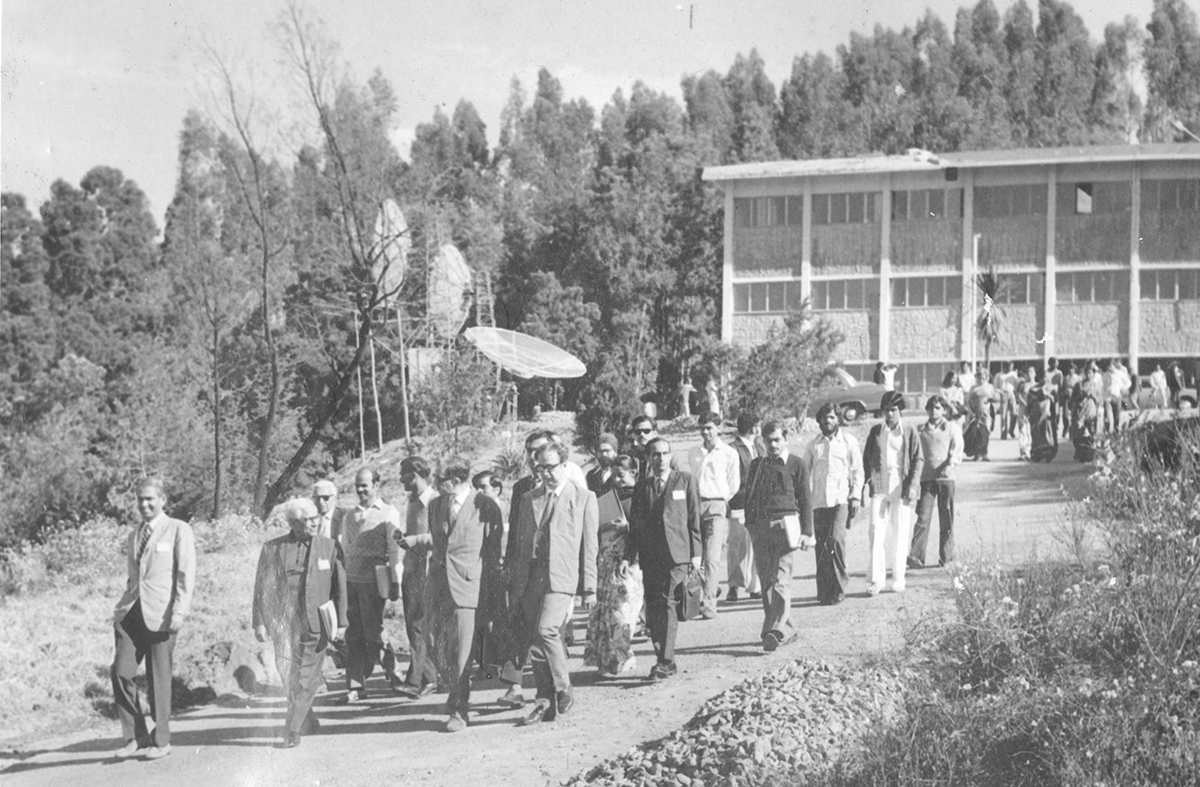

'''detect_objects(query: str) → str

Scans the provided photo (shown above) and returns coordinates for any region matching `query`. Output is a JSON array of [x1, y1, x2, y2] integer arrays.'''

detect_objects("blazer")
[[861, 422, 924, 500], [625, 470, 702, 568], [509, 481, 599, 599], [252, 533, 348, 638], [412, 490, 504, 609], [113, 515, 196, 632]]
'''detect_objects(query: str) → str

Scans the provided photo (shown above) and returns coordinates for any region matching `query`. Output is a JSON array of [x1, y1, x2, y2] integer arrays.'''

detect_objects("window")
[[811, 278, 876, 311], [994, 273, 1045, 305], [732, 281, 804, 313], [1143, 179, 1200, 214], [975, 184, 1048, 219], [812, 191, 880, 225], [1075, 184, 1093, 215], [1057, 271, 1127, 303], [891, 276, 963, 308], [896, 362, 957, 394], [1141, 269, 1200, 301], [734, 196, 803, 228], [893, 188, 962, 221]]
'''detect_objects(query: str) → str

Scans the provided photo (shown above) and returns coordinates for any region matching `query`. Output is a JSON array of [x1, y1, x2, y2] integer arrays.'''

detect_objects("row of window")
[[733, 268, 1199, 314], [735, 179, 1199, 230]]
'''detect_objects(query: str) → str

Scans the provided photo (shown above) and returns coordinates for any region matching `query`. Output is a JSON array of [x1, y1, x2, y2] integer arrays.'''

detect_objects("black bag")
[[675, 565, 703, 622]]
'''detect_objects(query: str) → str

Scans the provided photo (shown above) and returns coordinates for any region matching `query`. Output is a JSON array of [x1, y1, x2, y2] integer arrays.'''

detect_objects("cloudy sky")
[[2, 0, 1150, 224]]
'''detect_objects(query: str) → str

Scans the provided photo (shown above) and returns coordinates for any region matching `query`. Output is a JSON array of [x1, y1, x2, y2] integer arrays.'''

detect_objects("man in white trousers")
[[860, 391, 924, 594]]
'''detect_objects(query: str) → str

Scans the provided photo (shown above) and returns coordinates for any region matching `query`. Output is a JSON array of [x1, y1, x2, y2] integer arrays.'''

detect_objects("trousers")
[[112, 601, 176, 747], [521, 563, 574, 702], [698, 500, 728, 614], [909, 479, 955, 567], [642, 559, 687, 665], [867, 489, 913, 591], [813, 504, 849, 604], [274, 627, 326, 735], [750, 526, 797, 640]]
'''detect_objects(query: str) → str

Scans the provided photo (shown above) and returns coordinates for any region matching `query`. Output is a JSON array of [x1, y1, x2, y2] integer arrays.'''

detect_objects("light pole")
[[1171, 119, 1200, 143]]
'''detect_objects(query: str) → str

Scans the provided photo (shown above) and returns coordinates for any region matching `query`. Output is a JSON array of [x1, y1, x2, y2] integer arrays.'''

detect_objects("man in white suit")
[[110, 478, 196, 761]]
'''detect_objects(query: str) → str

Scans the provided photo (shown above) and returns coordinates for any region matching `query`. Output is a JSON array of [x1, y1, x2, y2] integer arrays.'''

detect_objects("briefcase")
[[675, 566, 703, 622]]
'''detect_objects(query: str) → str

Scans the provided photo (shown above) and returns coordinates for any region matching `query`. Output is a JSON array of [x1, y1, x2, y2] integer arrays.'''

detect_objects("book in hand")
[[375, 564, 392, 599], [772, 513, 803, 550], [596, 489, 626, 525], [318, 600, 338, 641]]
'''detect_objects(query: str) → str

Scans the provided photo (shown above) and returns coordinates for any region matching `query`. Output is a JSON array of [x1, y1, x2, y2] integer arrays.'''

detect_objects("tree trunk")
[[211, 317, 223, 519]]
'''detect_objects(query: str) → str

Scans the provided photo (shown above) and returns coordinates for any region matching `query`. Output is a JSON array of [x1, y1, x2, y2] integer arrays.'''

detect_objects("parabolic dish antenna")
[[464, 326, 587, 379], [371, 199, 409, 306], [427, 243, 472, 338]]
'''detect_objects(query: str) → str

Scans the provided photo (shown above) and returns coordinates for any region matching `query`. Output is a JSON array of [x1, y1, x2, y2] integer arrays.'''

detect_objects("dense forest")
[[2, 0, 1199, 545]]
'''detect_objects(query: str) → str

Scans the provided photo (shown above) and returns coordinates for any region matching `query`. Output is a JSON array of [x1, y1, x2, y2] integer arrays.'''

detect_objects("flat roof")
[[702, 143, 1200, 182]]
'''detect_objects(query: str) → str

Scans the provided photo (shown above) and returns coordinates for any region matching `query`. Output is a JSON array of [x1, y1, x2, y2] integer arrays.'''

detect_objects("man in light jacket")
[[861, 391, 924, 594]]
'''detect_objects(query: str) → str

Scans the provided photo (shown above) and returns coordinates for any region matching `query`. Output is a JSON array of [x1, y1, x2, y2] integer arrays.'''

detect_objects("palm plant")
[[974, 268, 1008, 371]]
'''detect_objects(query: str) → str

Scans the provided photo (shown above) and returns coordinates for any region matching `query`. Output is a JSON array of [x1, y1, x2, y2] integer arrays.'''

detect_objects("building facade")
[[704, 144, 1200, 394]]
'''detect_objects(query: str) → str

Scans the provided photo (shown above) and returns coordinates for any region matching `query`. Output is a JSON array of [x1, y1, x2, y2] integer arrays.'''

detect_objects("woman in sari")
[[1027, 383, 1058, 463], [584, 455, 644, 678]]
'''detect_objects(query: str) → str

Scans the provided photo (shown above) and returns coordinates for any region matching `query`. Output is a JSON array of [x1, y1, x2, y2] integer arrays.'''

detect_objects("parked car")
[[1134, 378, 1197, 411], [808, 367, 890, 423]]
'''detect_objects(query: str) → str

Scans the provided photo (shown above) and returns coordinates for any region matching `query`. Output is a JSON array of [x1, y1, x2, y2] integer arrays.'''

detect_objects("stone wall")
[[820, 310, 876, 360], [988, 303, 1043, 358], [891, 220, 962, 271], [1054, 302, 1125, 356], [889, 306, 962, 360], [731, 313, 786, 348], [1139, 300, 1200, 355]]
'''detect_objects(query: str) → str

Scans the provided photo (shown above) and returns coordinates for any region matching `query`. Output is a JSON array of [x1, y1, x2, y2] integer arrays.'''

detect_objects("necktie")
[[655, 478, 666, 498], [136, 522, 154, 561]]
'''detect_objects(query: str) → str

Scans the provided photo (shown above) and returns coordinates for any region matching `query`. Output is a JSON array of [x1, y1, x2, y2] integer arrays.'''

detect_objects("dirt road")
[[1, 426, 1091, 787]]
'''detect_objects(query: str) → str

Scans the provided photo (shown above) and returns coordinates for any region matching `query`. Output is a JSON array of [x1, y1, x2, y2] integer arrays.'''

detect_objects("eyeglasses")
[[316, 495, 333, 501], [633, 428, 653, 435]]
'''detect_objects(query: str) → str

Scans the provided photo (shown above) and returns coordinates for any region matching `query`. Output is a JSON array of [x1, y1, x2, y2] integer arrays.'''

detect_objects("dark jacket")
[[625, 470, 702, 567], [861, 422, 925, 501], [253, 533, 348, 641]]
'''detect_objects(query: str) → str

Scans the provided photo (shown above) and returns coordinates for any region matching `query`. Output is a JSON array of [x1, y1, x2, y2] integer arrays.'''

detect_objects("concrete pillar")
[[801, 180, 813, 306], [1129, 163, 1141, 369], [879, 177, 892, 363], [960, 171, 975, 363], [721, 188, 734, 343], [1045, 169, 1057, 365]]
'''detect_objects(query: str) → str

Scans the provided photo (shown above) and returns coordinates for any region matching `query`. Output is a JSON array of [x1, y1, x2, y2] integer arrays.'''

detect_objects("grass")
[[809, 418, 1200, 787]]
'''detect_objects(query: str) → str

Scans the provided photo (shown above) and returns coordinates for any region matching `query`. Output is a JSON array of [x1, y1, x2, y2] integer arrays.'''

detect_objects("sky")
[[2, 0, 1156, 226]]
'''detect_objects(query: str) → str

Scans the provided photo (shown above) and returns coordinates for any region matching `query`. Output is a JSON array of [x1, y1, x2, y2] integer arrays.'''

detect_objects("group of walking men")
[[107, 391, 961, 756]]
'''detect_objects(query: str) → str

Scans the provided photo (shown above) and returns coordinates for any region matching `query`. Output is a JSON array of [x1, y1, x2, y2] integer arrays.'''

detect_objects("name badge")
[[317, 559, 331, 571], [155, 542, 171, 553], [672, 489, 686, 501]]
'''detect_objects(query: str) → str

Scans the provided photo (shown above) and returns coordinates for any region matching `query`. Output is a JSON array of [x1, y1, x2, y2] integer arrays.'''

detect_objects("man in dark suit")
[[620, 437, 701, 680], [743, 421, 815, 652], [509, 442, 598, 725], [111, 477, 196, 762], [253, 498, 348, 748], [726, 412, 762, 602], [397, 463, 504, 732]]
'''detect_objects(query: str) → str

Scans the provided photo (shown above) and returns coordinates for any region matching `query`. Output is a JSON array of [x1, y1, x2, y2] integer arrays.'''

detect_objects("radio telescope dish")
[[371, 199, 409, 306], [464, 327, 587, 379], [427, 243, 472, 338]]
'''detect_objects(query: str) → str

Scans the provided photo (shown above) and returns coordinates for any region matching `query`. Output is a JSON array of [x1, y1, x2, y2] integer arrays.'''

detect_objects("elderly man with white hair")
[[253, 497, 347, 749], [311, 479, 338, 539]]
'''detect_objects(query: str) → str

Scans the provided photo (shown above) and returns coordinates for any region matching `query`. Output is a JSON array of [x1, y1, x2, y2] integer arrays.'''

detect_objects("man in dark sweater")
[[742, 421, 815, 652]]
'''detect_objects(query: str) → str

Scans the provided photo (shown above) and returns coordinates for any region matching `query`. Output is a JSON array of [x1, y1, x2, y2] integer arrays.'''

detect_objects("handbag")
[[675, 565, 703, 622]]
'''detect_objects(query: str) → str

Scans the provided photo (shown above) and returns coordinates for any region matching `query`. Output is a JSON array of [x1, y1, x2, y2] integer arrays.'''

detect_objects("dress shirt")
[[881, 422, 903, 493], [686, 441, 741, 501], [343, 498, 402, 584], [449, 487, 468, 519], [803, 430, 863, 509]]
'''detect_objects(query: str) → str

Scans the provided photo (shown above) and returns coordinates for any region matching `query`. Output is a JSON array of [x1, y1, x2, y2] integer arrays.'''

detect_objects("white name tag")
[[317, 559, 331, 571], [155, 542, 171, 553], [672, 489, 686, 500]]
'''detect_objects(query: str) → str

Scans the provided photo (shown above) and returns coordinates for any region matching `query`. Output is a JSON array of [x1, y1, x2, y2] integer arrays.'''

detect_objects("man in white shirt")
[[803, 404, 864, 605], [686, 411, 740, 618], [861, 392, 924, 595], [311, 479, 338, 539]]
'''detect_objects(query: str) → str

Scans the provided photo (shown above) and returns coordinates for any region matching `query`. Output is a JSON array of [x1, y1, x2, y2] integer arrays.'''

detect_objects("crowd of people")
[[106, 358, 1194, 756]]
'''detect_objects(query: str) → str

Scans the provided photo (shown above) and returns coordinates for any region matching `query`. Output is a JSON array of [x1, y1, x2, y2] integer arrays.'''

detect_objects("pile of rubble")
[[566, 659, 904, 787]]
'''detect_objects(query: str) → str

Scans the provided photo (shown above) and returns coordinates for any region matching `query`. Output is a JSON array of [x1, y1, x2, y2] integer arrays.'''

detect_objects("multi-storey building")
[[703, 144, 1200, 394]]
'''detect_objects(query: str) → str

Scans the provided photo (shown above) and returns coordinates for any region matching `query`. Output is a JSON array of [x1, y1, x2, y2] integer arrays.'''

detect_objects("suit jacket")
[[412, 490, 504, 609], [252, 533, 348, 638], [506, 475, 540, 561], [509, 481, 599, 599], [113, 515, 196, 632], [727, 436, 760, 510], [861, 422, 924, 500], [625, 470, 702, 568]]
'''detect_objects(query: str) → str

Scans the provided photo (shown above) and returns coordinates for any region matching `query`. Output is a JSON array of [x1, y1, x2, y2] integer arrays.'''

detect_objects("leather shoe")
[[443, 714, 468, 733], [519, 701, 553, 726], [142, 745, 172, 760], [497, 686, 526, 709], [114, 739, 143, 760], [395, 683, 435, 700], [280, 732, 301, 749], [749, 592, 762, 600], [778, 632, 799, 648], [762, 631, 781, 652], [726, 587, 740, 603], [556, 690, 574, 716], [339, 689, 367, 704], [650, 661, 677, 680]]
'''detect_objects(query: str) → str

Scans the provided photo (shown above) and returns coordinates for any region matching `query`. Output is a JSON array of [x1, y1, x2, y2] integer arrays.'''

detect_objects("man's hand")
[[616, 560, 630, 580], [254, 624, 268, 643], [394, 533, 416, 550], [169, 617, 184, 633], [847, 500, 860, 522], [388, 581, 400, 602], [579, 592, 595, 611]]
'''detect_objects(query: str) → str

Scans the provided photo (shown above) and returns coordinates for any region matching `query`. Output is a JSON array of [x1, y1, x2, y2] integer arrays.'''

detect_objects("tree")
[[1143, 0, 1200, 141], [1031, 0, 1100, 145], [1090, 17, 1146, 142], [777, 53, 862, 158], [723, 50, 780, 161], [0, 194, 56, 425], [1003, 0, 1041, 146], [975, 268, 1010, 370]]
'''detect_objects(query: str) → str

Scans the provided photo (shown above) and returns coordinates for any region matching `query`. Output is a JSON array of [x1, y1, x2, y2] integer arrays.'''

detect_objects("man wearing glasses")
[[629, 415, 681, 483], [311, 479, 338, 539], [253, 498, 347, 748], [621, 437, 701, 680], [509, 443, 598, 725]]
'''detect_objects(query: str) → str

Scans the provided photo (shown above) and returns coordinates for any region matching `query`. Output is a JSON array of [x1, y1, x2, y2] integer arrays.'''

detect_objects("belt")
[[701, 497, 726, 502]]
